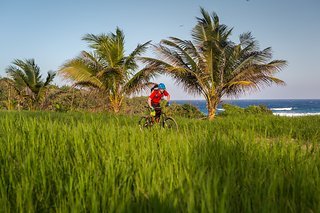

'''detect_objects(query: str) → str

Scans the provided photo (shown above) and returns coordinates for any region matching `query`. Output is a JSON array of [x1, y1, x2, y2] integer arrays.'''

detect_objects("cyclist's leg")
[[156, 108, 162, 122], [152, 103, 161, 122]]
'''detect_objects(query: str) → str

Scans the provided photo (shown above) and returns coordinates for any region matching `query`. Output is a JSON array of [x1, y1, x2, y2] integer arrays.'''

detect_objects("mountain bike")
[[138, 106, 178, 130]]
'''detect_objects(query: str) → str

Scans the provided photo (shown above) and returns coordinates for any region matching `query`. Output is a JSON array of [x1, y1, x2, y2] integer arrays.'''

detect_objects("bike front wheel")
[[139, 116, 153, 130], [162, 117, 178, 130]]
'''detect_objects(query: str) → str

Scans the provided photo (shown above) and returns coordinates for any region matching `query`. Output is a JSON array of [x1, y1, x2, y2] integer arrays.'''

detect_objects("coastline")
[[173, 99, 320, 117]]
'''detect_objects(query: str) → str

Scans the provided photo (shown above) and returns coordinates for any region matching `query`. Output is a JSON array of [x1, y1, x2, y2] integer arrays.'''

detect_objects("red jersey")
[[149, 90, 169, 104]]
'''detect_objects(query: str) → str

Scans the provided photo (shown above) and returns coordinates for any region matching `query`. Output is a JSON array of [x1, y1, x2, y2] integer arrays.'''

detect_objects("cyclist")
[[148, 83, 170, 122]]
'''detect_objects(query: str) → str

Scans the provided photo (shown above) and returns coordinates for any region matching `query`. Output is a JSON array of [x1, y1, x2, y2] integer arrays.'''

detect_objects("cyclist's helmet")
[[158, 83, 166, 90]]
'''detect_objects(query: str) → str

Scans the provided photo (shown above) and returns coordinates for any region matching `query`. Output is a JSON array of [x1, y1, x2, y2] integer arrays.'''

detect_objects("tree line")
[[0, 8, 286, 120]]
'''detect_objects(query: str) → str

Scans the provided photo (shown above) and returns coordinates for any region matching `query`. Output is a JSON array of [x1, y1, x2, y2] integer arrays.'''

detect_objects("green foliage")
[[121, 96, 148, 115], [0, 112, 320, 212], [53, 103, 69, 112], [245, 104, 273, 115], [219, 103, 273, 117], [48, 87, 109, 112], [168, 103, 205, 119], [0, 81, 112, 112], [219, 103, 245, 116]]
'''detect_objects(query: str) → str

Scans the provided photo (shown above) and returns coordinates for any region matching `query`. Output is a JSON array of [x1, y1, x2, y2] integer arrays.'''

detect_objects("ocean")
[[173, 99, 320, 117]]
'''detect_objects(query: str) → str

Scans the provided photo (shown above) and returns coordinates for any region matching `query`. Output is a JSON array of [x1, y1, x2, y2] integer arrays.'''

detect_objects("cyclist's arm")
[[166, 94, 170, 102], [164, 90, 170, 102], [148, 91, 156, 108]]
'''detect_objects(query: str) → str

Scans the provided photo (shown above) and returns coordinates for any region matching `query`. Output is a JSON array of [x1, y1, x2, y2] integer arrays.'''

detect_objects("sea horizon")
[[172, 99, 320, 117], [172, 98, 320, 101]]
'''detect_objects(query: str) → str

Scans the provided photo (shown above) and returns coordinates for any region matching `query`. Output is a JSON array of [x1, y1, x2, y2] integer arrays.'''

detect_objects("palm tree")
[[6, 59, 56, 110], [142, 8, 287, 120], [59, 28, 156, 113]]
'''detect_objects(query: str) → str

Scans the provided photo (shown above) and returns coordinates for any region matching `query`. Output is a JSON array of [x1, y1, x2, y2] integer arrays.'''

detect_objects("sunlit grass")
[[0, 111, 320, 212]]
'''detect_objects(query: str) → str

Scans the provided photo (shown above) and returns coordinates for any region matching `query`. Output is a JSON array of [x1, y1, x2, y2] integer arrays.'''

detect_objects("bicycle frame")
[[139, 105, 178, 130]]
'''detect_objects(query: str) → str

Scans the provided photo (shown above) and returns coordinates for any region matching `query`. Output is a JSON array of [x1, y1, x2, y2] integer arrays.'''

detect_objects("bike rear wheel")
[[162, 117, 178, 130]]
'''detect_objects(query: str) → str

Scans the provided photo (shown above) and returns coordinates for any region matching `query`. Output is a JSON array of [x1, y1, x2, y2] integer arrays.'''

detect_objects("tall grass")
[[0, 111, 320, 212]]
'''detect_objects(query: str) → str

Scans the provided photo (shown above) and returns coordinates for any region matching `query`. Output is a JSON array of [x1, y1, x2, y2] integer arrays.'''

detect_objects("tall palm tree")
[[59, 28, 156, 113], [142, 8, 287, 120], [6, 59, 56, 110]]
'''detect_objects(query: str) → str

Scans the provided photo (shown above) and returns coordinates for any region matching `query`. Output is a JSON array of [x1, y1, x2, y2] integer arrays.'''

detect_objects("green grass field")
[[1, 111, 320, 212]]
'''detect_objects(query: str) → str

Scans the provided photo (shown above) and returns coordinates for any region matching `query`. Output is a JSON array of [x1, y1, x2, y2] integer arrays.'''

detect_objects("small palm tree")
[[6, 59, 56, 110], [142, 8, 287, 120], [0, 77, 16, 110], [59, 28, 156, 113]]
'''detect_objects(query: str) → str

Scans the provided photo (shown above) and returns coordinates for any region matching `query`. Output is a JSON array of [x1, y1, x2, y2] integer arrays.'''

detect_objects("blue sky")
[[1, 0, 319, 100]]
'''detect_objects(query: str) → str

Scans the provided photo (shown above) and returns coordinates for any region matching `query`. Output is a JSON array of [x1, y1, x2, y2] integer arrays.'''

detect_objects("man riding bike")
[[148, 83, 170, 122]]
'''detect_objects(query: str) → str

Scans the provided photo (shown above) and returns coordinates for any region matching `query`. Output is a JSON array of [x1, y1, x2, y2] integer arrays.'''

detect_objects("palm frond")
[[59, 58, 103, 88], [73, 81, 105, 90], [124, 40, 151, 71], [223, 60, 287, 96], [44, 71, 56, 87], [82, 33, 107, 49], [80, 51, 105, 72], [161, 38, 198, 71], [123, 67, 160, 95]]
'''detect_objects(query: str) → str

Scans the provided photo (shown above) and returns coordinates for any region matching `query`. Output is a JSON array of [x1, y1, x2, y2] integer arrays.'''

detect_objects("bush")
[[245, 105, 273, 115], [219, 103, 272, 117], [219, 104, 244, 117], [168, 103, 205, 119], [121, 96, 148, 115]]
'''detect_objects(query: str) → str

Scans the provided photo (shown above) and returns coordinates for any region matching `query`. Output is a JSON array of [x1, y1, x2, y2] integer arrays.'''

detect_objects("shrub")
[[168, 103, 205, 119], [219, 103, 272, 117], [245, 105, 273, 115]]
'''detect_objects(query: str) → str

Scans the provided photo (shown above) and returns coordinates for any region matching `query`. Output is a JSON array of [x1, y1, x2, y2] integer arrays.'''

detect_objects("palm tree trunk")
[[207, 96, 220, 121], [109, 94, 123, 113], [208, 107, 216, 120], [7, 83, 12, 110], [111, 102, 122, 113], [71, 88, 75, 111]]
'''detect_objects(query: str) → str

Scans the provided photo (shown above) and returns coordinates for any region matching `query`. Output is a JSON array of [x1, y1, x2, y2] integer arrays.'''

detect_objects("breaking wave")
[[273, 112, 320, 117], [270, 107, 293, 111]]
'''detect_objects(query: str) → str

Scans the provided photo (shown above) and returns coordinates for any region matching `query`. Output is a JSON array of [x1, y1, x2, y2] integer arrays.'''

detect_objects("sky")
[[1, 0, 319, 100]]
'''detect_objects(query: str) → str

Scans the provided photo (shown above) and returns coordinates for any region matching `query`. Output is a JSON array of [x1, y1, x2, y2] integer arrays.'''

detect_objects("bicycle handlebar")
[[145, 105, 162, 110]]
